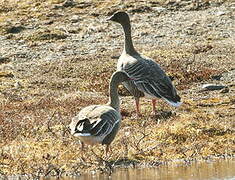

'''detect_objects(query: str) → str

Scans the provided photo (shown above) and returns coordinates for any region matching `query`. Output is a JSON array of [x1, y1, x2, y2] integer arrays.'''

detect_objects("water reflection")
[[46, 159, 235, 180]]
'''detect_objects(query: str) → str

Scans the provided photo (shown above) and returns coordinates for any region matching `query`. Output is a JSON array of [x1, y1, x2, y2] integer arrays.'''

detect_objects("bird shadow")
[[97, 158, 139, 176], [151, 110, 176, 123]]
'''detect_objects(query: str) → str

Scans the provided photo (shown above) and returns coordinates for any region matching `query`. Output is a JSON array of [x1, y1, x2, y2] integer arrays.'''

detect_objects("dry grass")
[[1, 47, 234, 177], [0, 0, 235, 178], [0, 86, 234, 177]]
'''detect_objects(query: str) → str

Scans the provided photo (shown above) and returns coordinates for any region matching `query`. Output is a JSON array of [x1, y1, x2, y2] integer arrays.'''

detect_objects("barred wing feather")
[[123, 58, 180, 104], [77, 105, 120, 138]]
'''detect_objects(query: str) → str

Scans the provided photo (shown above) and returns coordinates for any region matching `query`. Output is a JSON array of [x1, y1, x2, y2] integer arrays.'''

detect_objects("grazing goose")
[[69, 71, 131, 155], [108, 11, 182, 117]]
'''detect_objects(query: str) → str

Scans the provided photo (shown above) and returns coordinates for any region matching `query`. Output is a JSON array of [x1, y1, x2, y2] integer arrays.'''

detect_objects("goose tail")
[[164, 95, 182, 107], [73, 133, 91, 137]]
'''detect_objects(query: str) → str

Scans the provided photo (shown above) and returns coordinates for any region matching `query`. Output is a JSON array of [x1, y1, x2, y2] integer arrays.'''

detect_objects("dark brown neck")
[[108, 81, 120, 111], [121, 21, 138, 55]]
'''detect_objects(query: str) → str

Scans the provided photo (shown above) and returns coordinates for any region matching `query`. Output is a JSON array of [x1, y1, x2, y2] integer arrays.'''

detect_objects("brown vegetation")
[[0, 0, 234, 178]]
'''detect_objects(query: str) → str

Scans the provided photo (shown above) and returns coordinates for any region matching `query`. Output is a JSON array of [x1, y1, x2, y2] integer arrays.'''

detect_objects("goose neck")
[[121, 22, 137, 55], [108, 82, 120, 111]]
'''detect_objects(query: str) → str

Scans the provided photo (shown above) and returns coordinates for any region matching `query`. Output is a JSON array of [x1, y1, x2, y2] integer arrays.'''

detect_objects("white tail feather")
[[164, 98, 182, 107], [74, 133, 91, 137]]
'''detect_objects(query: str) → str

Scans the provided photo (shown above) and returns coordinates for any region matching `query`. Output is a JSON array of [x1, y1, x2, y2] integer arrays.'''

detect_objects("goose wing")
[[71, 105, 121, 138], [122, 56, 181, 105]]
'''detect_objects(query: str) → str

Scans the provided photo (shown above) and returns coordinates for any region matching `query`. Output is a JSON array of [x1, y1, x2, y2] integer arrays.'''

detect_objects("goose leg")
[[80, 142, 86, 161], [135, 97, 141, 117], [152, 99, 157, 115], [105, 145, 109, 157], [81, 142, 85, 151]]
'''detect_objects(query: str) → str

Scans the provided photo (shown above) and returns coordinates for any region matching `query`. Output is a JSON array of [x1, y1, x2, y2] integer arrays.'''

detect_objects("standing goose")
[[108, 11, 182, 117], [69, 71, 131, 155]]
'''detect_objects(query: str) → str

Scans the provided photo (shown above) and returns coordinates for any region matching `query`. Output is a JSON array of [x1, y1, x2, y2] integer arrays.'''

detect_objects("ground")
[[0, 0, 234, 178]]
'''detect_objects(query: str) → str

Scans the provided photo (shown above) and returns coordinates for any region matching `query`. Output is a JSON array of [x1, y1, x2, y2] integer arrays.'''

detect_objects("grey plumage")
[[71, 105, 120, 145], [69, 71, 130, 153], [121, 55, 180, 103], [108, 12, 182, 116]]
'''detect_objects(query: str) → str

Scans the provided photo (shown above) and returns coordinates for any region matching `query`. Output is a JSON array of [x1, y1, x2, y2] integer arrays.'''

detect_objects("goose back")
[[70, 105, 121, 145], [118, 53, 180, 105]]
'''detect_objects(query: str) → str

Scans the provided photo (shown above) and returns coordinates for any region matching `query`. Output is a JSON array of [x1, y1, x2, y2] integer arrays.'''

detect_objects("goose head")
[[107, 11, 130, 25]]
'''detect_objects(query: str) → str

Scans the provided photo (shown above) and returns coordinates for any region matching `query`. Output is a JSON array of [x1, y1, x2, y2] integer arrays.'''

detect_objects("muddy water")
[[47, 159, 235, 180]]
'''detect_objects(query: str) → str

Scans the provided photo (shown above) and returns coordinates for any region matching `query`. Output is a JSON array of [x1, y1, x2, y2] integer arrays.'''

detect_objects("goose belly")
[[143, 92, 158, 99], [75, 134, 104, 145]]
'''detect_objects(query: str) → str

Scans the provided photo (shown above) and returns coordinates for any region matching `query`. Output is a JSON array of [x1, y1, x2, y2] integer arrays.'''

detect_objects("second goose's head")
[[108, 11, 130, 26]]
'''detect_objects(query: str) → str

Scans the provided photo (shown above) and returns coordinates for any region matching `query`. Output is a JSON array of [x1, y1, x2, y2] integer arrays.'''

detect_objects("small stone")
[[71, 15, 80, 23], [211, 75, 222, 80], [201, 84, 226, 91], [6, 26, 25, 34], [62, 0, 76, 7], [0, 57, 10, 64], [215, 11, 228, 16], [111, 55, 119, 59], [152, 7, 166, 13], [44, 20, 54, 25], [15, 81, 22, 89]]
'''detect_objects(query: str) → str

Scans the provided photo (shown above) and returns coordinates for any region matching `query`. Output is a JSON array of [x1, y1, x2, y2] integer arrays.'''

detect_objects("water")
[[47, 159, 235, 180]]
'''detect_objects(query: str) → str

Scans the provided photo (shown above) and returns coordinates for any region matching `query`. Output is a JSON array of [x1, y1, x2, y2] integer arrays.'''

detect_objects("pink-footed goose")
[[69, 71, 130, 155], [108, 12, 182, 117]]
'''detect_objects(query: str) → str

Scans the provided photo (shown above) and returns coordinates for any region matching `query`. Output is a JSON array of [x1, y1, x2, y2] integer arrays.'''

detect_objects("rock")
[[220, 70, 235, 82], [6, 26, 25, 34], [111, 55, 119, 59], [90, 12, 100, 17], [70, 15, 80, 23], [152, 7, 166, 13], [215, 11, 228, 16], [52, 0, 76, 9], [62, 0, 76, 8], [0, 57, 10, 64], [211, 75, 222, 80], [14, 81, 22, 89], [201, 84, 226, 91], [43, 20, 54, 25]]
